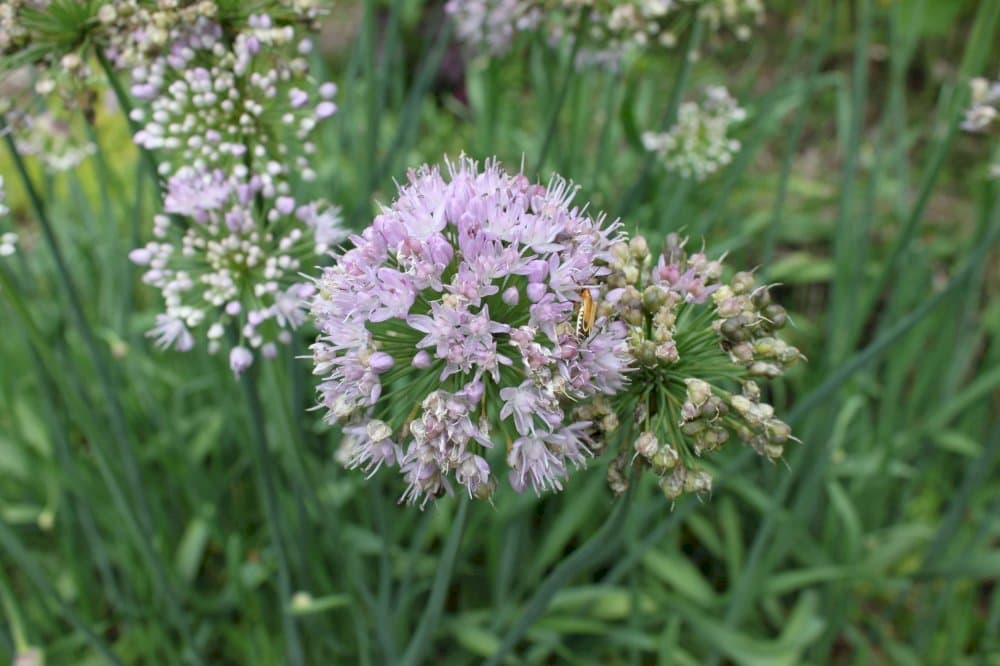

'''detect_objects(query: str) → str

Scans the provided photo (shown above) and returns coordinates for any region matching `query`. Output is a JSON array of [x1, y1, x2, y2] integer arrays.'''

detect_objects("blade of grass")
[[399, 498, 470, 666], [485, 488, 634, 665]]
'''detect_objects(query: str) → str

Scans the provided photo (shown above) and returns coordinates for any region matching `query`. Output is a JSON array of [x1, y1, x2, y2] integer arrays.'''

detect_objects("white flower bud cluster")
[[688, 0, 765, 41], [0, 0, 45, 56], [106, 4, 347, 375], [12, 110, 97, 173], [447, 0, 766, 68], [124, 11, 337, 186], [130, 167, 344, 373], [445, 0, 543, 56], [962, 76, 999, 133], [642, 85, 746, 181], [0, 173, 14, 259]]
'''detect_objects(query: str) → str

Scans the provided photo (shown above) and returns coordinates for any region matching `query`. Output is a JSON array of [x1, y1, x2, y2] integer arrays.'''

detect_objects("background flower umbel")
[[120, 3, 345, 374], [642, 85, 746, 181], [311, 156, 630, 506]]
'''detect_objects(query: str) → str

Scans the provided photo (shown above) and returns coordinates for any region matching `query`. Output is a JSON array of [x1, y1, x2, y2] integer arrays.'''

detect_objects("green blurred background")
[[1, 0, 998, 663]]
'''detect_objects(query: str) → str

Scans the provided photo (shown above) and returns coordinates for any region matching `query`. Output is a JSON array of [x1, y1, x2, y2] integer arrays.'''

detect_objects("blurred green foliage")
[[1, 0, 999, 664]]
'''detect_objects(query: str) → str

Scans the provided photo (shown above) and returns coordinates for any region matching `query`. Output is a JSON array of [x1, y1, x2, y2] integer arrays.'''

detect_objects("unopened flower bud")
[[607, 451, 629, 496], [729, 342, 754, 364], [684, 469, 712, 493], [684, 378, 712, 405], [635, 431, 659, 459], [764, 304, 787, 329], [751, 287, 771, 308], [98, 4, 117, 23], [642, 284, 667, 312], [473, 475, 497, 501], [732, 271, 755, 294], [652, 444, 678, 471], [365, 419, 392, 443], [766, 419, 791, 443], [660, 467, 686, 500], [655, 341, 679, 362], [629, 235, 649, 260], [611, 241, 630, 265], [749, 361, 782, 377]]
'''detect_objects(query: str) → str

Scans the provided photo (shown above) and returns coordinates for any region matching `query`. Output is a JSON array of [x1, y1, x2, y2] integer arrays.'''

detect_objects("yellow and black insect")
[[575, 288, 597, 339]]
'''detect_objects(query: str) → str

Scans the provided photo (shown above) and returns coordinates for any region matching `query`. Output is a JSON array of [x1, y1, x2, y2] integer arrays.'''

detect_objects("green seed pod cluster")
[[598, 233, 803, 501]]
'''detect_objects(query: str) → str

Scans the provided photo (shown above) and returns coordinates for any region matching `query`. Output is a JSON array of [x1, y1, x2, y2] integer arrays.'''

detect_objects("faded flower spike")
[[311, 156, 630, 507], [597, 232, 803, 501], [642, 86, 746, 181]]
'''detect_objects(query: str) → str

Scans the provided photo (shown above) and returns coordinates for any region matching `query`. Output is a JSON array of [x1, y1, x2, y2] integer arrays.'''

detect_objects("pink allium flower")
[[131, 166, 344, 368], [311, 157, 630, 506]]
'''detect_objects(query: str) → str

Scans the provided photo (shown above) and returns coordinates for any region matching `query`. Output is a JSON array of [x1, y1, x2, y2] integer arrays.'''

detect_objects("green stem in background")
[[399, 498, 470, 666], [362, 0, 379, 199], [0, 523, 124, 665], [0, 572, 30, 655], [369, 481, 400, 663], [616, 19, 703, 220], [240, 365, 305, 666], [0, 122, 203, 658], [824, 0, 871, 368], [0, 119, 153, 527], [760, 2, 834, 269], [486, 487, 634, 666], [708, 206, 1000, 659], [94, 47, 164, 201], [0, 263, 196, 663], [587, 71, 623, 192], [346, 12, 454, 229], [533, 9, 589, 178]]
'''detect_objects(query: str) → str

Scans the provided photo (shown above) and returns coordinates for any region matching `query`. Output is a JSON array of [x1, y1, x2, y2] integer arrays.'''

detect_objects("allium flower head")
[[311, 156, 631, 506], [597, 232, 803, 501], [642, 86, 746, 181], [122, 2, 345, 374], [962, 76, 1000, 133], [445, 0, 542, 56], [131, 167, 344, 370], [447, 0, 765, 68], [125, 8, 336, 185]]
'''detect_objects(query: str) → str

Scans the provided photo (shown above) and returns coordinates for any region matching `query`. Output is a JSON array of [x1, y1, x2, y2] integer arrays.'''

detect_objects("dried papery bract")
[[310, 156, 631, 506]]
